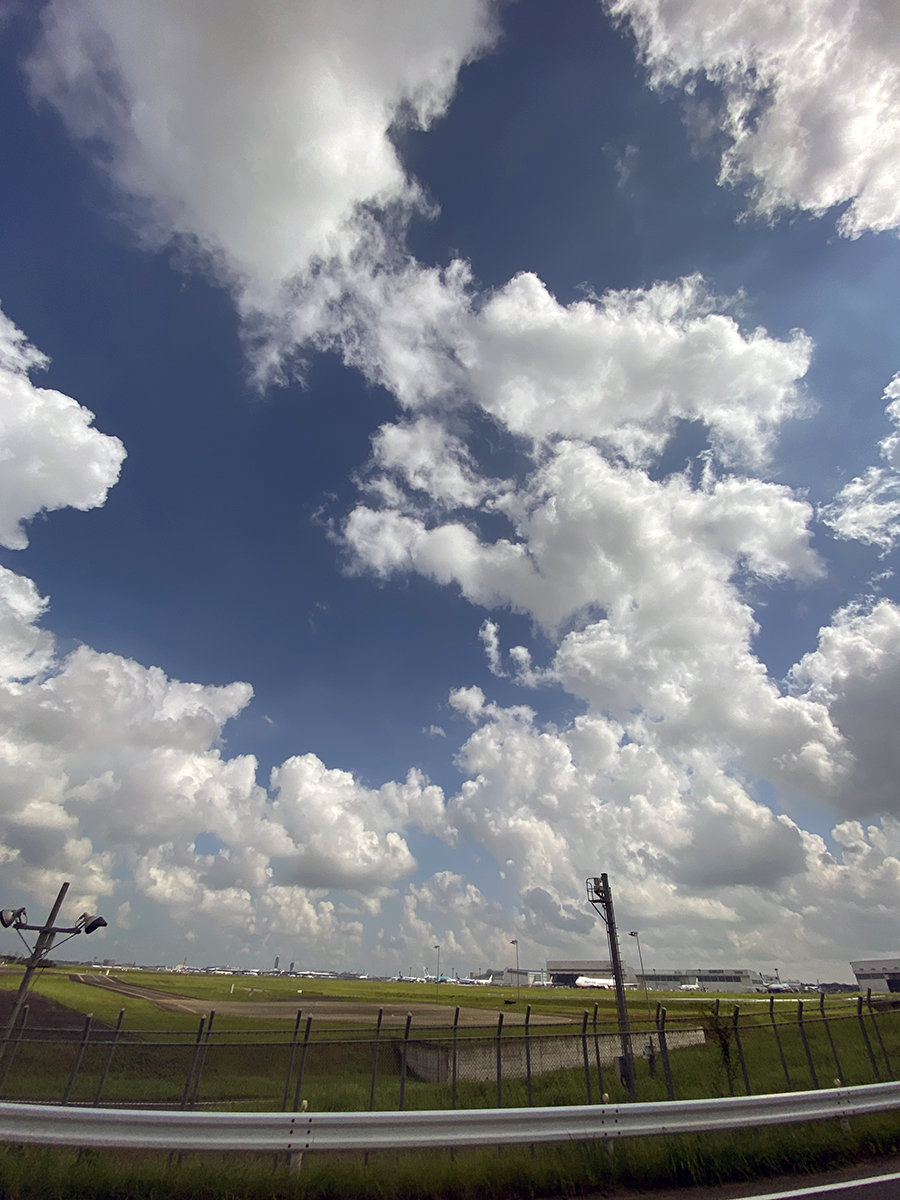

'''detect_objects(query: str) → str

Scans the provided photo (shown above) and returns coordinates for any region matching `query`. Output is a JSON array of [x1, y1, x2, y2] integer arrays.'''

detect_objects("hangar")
[[850, 958, 900, 993], [546, 959, 637, 988]]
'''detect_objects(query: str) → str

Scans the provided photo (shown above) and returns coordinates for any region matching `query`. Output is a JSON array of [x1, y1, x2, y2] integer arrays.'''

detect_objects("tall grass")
[[1, 1111, 900, 1200]]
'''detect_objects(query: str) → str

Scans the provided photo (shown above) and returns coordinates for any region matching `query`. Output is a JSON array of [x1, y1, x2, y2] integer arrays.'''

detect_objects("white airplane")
[[575, 975, 616, 989]]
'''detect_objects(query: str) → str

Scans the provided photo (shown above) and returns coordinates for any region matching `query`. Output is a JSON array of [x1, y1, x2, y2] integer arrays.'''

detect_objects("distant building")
[[850, 958, 900, 993], [546, 959, 637, 988], [501, 967, 546, 987], [544, 961, 768, 992], [639, 967, 766, 993]]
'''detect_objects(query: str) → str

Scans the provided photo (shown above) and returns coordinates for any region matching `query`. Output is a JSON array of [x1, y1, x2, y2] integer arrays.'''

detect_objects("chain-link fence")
[[0, 993, 896, 1114]]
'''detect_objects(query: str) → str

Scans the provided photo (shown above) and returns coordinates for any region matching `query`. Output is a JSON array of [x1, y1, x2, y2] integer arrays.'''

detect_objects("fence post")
[[796, 1001, 819, 1089], [291, 1016, 313, 1112], [188, 1009, 215, 1108], [363, 1008, 384, 1168], [656, 1004, 675, 1101], [592, 1003, 606, 1100], [281, 1010, 303, 1111], [180, 1015, 207, 1109], [0, 1003, 28, 1098], [61, 1013, 93, 1104], [495, 1011, 504, 1108], [93, 1009, 125, 1106], [524, 1004, 533, 1107], [732, 1006, 751, 1095], [398, 1013, 412, 1111], [581, 1011, 593, 1104], [856, 996, 881, 1081], [819, 992, 844, 1084], [769, 995, 792, 1088], [369, 1008, 383, 1111], [865, 991, 893, 1077]]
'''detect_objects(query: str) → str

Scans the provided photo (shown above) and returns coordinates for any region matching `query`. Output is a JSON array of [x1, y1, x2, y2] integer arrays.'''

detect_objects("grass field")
[[0, 967, 896, 1199]]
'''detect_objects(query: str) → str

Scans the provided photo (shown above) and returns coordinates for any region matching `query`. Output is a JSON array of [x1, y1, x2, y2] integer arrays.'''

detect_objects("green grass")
[[0, 969, 882, 1112], [0, 972, 896, 1198]]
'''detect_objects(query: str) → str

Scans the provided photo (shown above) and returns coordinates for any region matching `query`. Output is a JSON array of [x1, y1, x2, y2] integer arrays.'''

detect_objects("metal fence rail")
[[0, 993, 897, 1113], [1, 1079, 899, 1154]]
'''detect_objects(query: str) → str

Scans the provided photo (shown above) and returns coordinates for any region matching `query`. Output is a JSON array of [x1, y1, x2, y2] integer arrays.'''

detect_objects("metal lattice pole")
[[586, 874, 635, 1095]]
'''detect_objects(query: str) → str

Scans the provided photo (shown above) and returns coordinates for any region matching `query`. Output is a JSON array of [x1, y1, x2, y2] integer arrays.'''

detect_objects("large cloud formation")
[[604, 0, 900, 236], [0, 305, 125, 550], [26, 0, 498, 343], [3, 3, 900, 979]]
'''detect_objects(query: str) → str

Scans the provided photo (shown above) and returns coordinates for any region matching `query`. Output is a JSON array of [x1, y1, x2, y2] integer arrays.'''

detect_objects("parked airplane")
[[575, 975, 616, 989]]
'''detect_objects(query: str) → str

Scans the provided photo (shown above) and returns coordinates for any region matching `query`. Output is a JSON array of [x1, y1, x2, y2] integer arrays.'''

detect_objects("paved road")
[[720, 1170, 900, 1198], [585, 1160, 900, 1200]]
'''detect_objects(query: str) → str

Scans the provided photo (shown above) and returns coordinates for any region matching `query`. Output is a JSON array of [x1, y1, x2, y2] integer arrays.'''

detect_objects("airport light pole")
[[586, 874, 635, 1095], [433, 944, 440, 1000], [629, 930, 652, 1020], [0, 882, 107, 1050], [511, 938, 520, 1002]]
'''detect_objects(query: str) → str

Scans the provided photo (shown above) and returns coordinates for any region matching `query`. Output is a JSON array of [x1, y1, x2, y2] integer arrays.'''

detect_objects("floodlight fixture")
[[0, 883, 108, 1055], [629, 929, 653, 1020]]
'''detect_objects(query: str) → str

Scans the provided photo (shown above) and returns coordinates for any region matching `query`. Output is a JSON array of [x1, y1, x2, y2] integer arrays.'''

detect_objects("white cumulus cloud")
[[605, 0, 900, 236], [27, 0, 498, 367], [820, 373, 900, 551], [0, 304, 125, 549]]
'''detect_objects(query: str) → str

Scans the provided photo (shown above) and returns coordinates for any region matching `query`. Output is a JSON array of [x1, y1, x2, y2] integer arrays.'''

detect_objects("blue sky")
[[1, 0, 900, 980]]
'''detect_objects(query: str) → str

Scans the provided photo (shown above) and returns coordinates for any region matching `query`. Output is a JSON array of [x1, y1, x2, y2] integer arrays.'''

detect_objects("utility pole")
[[586, 874, 635, 1095], [1, 882, 107, 1054]]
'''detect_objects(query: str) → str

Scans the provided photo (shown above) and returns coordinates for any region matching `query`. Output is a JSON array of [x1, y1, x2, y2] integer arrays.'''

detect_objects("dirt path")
[[69, 974, 568, 1026]]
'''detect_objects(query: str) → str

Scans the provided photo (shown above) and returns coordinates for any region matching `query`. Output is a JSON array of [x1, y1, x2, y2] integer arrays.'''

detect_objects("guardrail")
[[1, 1079, 899, 1154]]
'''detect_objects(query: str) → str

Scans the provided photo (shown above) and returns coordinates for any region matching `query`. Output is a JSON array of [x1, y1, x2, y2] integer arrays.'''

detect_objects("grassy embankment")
[[0, 970, 897, 1199]]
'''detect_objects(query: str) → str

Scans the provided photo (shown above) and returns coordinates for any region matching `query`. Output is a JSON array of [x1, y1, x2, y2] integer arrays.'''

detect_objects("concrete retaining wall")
[[401, 1029, 705, 1084]]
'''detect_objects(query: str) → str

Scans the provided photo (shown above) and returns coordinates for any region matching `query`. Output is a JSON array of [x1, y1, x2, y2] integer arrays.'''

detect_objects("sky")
[[1, 0, 900, 982]]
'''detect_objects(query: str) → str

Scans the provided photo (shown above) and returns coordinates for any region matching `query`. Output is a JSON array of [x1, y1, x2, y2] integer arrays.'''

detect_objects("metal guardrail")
[[0, 1080, 899, 1154]]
